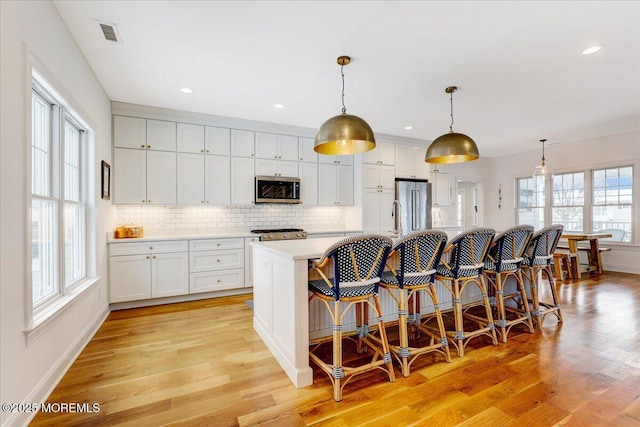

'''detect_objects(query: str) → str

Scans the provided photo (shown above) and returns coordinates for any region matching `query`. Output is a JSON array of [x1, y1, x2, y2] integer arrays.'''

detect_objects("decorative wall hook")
[[498, 184, 502, 210]]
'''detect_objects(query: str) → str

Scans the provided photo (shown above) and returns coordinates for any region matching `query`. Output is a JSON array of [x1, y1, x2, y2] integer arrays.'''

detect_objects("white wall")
[[485, 130, 640, 274], [0, 2, 113, 426]]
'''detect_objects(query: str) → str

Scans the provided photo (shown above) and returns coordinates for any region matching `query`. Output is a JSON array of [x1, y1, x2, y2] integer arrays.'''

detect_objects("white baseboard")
[[605, 265, 640, 275], [3, 306, 109, 427]]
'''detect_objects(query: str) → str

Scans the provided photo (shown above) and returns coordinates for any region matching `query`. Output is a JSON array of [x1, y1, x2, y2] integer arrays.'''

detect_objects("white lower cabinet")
[[244, 237, 259, 287], [109, 240, 189, 303], [189, 238, 245, 293]]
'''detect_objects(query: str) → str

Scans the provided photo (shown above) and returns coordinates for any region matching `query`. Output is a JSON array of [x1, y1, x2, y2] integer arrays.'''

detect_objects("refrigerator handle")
[[392, 199, 401, 235]]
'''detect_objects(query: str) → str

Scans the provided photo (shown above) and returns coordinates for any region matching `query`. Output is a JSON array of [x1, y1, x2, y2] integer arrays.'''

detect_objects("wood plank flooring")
[[31, 272, 640, 426]]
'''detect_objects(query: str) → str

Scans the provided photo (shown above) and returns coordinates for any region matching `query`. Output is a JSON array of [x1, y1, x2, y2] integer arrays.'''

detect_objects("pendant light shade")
[[314, 56, 376, 155], [532, 139, 549, 176], [425, 86, 479, 164]]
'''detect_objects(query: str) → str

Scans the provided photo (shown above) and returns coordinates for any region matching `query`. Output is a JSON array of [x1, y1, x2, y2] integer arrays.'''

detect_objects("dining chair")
[[434, 227, 498, 357], [521, 224, 564, 329], [379, 230, 451, 377], [308, 234, 395, 401], [483, 225, 535, 342]]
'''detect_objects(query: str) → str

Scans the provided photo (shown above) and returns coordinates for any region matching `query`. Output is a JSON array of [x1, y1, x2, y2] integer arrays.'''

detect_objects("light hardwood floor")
[[31, 272, 640, 426]]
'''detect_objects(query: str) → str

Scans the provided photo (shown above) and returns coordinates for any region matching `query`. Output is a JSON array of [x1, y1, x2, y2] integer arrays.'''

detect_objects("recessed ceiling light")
[[274, 103, 285, 109], [404, 126, 413, 130], [582, 45, 603, 55], [180, 87, 193, 94]]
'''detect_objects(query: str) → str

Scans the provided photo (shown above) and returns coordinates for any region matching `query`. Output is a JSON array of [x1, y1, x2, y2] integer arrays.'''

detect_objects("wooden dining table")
[[561, 232, 612, 278]]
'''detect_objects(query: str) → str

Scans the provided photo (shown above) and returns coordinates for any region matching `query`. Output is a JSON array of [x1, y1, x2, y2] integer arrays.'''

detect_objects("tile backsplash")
[[115, 205, 345, 229]]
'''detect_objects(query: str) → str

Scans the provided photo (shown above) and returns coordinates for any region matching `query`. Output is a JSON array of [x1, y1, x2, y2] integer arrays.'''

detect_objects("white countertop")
[[251, 236, 345, 260], [107, 227, 363, 243]]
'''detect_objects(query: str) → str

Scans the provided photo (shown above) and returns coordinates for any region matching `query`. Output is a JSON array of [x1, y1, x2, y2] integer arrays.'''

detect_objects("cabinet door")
[[298, 162, 318, 205], [298, 137, 317, 163], [255, 159, 279, 177], [378, 189, 396, 234], [113, 116, 146, 149], [255, 132, 278, 159], [379, 165, 396, 189], [151, 252, 189, 298], [146, 119, 176, 151], [230, 129, 255, 157], [394, 145, 414, 178], [230, 157, 255, 204], [278, 161, 299, 178], [113, 148, 146, 204], [205, 126, 231, 155], [378, 142, 396, 165], [109, 255, 151, 302], [362, 146, 379, 164], [336, 165, 354, 206], [278, 135, 299, 161], [244, 237, 259, 287], [205, 155, 231, 205], [363, 163, 380, 188], [362, 188, 381, 233], [147, 151, 176, 204], [318, 164, 338, 206], [177, 123, 204, 153], [412, 146, 430, 179], [177, 153, 205, 204], [432, 172, 453, 206], [318, 154, 337, 165]]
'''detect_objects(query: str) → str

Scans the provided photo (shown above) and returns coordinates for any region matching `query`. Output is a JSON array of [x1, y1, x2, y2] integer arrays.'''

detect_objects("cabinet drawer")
[[190, 269, 245, 293], [109, 240, 188, 256], [189, 249, 244, 272], [189, 238, 245, 251]]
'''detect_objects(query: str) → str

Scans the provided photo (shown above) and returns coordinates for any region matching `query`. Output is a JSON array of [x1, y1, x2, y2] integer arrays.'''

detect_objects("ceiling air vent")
[[99, 23, 119, 42]]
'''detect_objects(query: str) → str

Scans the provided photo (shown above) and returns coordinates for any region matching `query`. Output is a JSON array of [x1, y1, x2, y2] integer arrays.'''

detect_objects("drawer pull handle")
[[217, 279, 221, 283], [152, 255, 156, 259], [149, 246, 153, 250], [146, 256, 150, 259], [216, 259, 221, 262], [217, 243, 221, 246]]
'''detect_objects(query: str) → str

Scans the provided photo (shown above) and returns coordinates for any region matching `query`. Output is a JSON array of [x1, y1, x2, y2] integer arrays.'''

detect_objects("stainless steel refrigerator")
[[393, 178, 432, 235]]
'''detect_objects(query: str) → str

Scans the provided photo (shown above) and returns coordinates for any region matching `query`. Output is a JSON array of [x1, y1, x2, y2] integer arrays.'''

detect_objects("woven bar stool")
[[379, 230, 451, 377], [308, 234, 395, 401], [483, 225, 535, 342], [521, 224, 564, 329], [434, 227, 498, 357]]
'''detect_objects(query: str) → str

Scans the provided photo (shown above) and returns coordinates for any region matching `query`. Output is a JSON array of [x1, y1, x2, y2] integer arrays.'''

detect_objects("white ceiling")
[[53, 0, 640, 157]]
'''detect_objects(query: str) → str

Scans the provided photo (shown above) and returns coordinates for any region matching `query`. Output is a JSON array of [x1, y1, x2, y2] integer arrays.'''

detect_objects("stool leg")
[[332, 300, 343, 401], [429, 283, 451, 363], [452, 278, 465, 357], [529, 268, 542, 330], [479, 275, 499, 346], [545, 266, 563, 324], [373, 295, 395, 383], [517, 269, 535, 333], [398, 288, 410, 377], [495, 273, 507, 343]]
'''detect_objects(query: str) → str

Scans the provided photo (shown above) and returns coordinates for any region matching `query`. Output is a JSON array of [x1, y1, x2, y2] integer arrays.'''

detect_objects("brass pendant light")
[[532, 139, 549, 176], [314, 56, 376, 155], [425, 86, 479, 164]]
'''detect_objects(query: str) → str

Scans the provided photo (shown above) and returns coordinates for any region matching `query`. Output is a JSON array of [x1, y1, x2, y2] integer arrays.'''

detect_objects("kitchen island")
[[251, 237, 343, 387], [251, 236, 475, 388]]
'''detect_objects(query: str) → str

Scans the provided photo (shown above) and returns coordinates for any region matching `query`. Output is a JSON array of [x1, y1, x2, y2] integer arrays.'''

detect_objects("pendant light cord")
[[449, 90, 454, 133], [340, 63, 347, 114]]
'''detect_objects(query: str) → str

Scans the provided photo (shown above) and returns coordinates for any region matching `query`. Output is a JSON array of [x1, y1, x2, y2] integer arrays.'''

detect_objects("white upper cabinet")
[[230, 129, 255, 157], [114, 148, 146, 204], [255, 133, 299, 161], [362, 141, 395, 165], [298, 162, 318, 205], [255, 159, 298, 178], [205, 155, 231, 205], [318, 154, 354, 165], [177, 153, 205, 204], [146, 150, 177, 204], [177, 123, 205, 153], [298, 137, 318, 163], [318, 164, 353, 206], [395, 144, 429, 179], [205, 126, 231, 155], [114, 116, 146, 149], [430, 171, 455, 207], [230, 157, 255, 205], [363, 164, 395, 189], [146, 119, 176, 151]]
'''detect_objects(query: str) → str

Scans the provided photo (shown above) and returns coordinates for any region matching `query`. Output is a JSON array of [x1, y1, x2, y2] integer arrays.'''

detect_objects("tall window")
[[516, 176, 545, 229], [593, 166, 633, 242], [552, 172, 584, 232], [31, 78, 88, 309]]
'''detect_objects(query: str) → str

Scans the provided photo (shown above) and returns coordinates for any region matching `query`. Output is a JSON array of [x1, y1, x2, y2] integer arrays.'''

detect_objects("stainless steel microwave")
[[255, 176, 301, 204]]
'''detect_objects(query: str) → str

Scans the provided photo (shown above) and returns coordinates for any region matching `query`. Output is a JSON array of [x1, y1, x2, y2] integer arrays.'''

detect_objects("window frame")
[[515, 164, 634, 244], [26, 65, 98, 343]]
